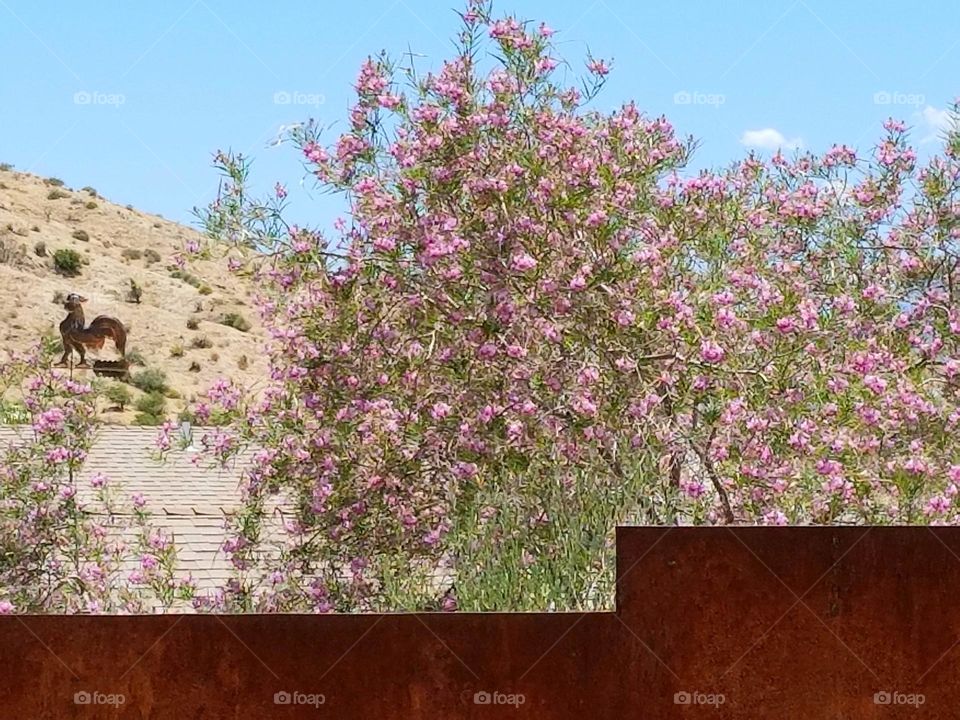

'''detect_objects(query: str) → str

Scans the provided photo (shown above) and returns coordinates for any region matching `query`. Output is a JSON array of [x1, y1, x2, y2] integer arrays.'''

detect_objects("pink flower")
[[454, 462, 478, 479], [0, 601, 14, 614], [775, 316, 798, 334], [925, 495, 951, 516], [587, 59, 610, 76], [863, 375, 887, 395], [699, 340, 726, 364], [430, 402, 453, 421], [572, 395, 598, 417], [510, 252, 538, 272], [477, 343, 498, 359]]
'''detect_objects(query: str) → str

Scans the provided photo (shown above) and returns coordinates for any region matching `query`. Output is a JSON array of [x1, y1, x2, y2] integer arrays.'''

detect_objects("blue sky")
[[1, 0, 957, 228]]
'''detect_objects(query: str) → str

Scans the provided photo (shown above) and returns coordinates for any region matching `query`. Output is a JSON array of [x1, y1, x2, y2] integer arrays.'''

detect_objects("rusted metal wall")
[[2, 527, 958, 718]]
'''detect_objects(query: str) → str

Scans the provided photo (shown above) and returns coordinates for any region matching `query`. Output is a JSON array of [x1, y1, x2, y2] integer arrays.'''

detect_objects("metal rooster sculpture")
[[54, 293, 127, 369]]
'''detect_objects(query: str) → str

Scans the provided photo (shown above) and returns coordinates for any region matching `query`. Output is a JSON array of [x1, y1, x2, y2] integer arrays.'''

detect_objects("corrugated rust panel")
[[2, 528, 958, 718]]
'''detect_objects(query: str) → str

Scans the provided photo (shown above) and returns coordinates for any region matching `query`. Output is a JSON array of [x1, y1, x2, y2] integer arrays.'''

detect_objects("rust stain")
[[2, 528, 959, 718]]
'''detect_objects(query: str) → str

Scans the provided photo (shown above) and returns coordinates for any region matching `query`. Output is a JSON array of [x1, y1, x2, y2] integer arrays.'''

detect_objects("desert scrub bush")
[[125, 349, 146, 367], [126, 279, 142, 304], [81, 186, 96, 195], [39, 325, 63, 357], [46, 189, 69, 200], [71, 229, 90, 242], [188, 361, 201, 373], [33, 241, 46, 257], [143, 248, 161, 265], [186, 318, 200, 330], [163, 387, 181, 400], [51, 291, 65, 304], [170, 343, 184, 358], [121, 248, 142, 260], [219, 312, 251, 332], [169, 268, 202, 288], [134, 392, 166, 425], [190, 335, 213, 349], [237, 355, 249, 370], [52, 248, 82, 276], [30, 225, 39, 232], [85, 201, 98, 210], [0, 240, 26, 266], [130, 368, 167, 394], [44, 177, 64, 187], [0, 162, 12, 172], [198, 285, 213, 295], [104, 382, 133, 411]]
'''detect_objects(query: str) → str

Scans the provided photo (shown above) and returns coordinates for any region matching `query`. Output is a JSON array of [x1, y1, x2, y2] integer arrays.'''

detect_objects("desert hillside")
[[0, 164, 268, 424]]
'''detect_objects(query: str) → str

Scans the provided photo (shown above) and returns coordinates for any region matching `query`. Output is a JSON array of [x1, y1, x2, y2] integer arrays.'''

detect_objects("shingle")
[[1, 425, 291, 601]]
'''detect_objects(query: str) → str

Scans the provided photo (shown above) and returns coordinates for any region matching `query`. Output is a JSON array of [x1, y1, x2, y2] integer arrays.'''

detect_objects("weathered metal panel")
[[1, 528, 957, 718]]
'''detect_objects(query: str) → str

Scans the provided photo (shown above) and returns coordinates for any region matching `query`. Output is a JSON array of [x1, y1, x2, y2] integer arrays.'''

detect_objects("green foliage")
[[103, 383, 133, 411], [130, 368, 167, 394], [134, 392, 166, 425], [52, 248, 82, 276], [169, 268, 203, 288], [39, 326, 63, 357], [125, 349, 146, 367], [44, 177, 65, 187], [84, 201, 98, 210], [0, 400, 29, 424], [219, 312, 251, 332]]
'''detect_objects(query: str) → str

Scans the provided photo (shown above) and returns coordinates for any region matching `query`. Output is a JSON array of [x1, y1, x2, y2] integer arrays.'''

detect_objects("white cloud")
[[739, 128, 804, 152], [917, 105, 953, 144]]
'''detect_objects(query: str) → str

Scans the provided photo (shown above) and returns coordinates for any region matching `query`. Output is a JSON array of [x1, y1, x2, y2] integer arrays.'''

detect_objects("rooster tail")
[[89, 316, 127, 357]]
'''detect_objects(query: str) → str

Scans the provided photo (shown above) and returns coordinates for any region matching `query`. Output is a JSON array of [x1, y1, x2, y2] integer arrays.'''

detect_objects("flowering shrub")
[[179, 2, 960, 611], [0, 348, 192, 613]]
